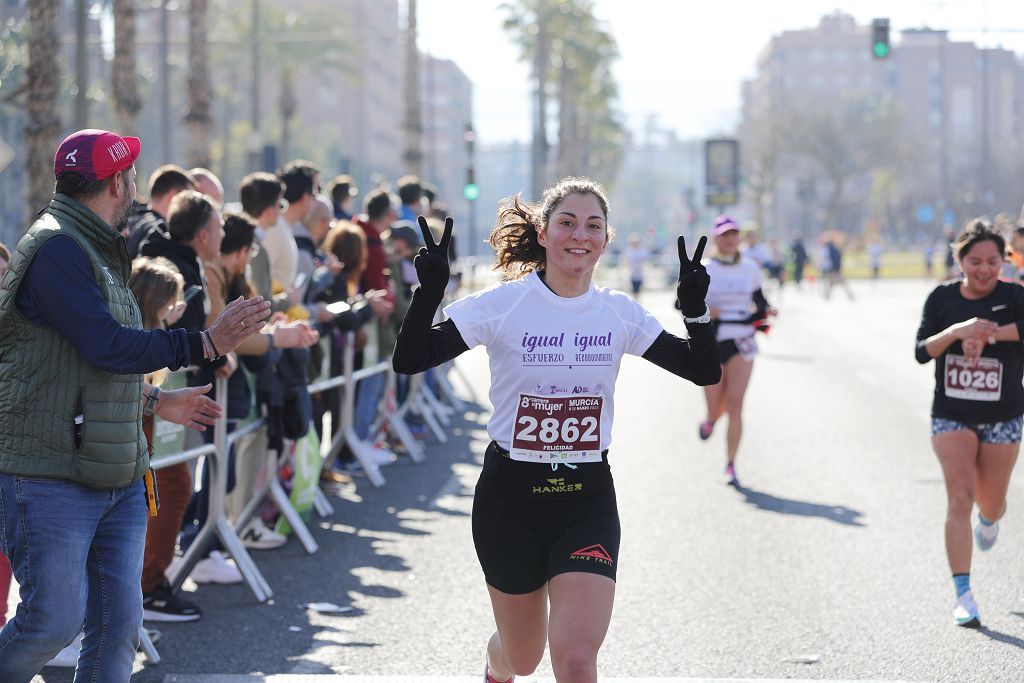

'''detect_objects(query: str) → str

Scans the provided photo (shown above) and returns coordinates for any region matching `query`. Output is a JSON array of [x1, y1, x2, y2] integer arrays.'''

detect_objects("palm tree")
[[552, 4, 620, 180], [25, 0, 61, 224], [402, 0, 423, 176], [185, 0, 213, 168], [503, 0, 624, 193], [111, 0, 142, 134], [502, 0, 559, 198], [278, 66, 295, 161]]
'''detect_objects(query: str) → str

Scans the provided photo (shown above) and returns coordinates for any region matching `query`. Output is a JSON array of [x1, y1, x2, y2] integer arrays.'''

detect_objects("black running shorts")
[[471, 441, 620, 595], [719, 338, 740, 364]]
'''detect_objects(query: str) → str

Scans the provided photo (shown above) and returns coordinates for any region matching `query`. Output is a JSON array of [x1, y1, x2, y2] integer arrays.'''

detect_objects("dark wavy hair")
[[488, 176, 611, 279], [953, 218, 1006, 263]]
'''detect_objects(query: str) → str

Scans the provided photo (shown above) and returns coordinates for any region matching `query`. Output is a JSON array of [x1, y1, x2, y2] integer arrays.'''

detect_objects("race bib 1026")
[[944, 354, 1002, 402], [509, 393, 604, 463]]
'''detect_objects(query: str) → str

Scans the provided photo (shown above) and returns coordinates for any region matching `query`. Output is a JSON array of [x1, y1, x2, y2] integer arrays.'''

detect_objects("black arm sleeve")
[[392, 289, 470, 374], [752, 288, 770, 317], [640, 323, 722, 385]]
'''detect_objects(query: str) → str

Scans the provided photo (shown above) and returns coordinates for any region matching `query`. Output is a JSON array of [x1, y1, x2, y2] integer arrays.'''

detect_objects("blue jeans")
[[0, 473, 146, 682], [354, 371, 387, 440]]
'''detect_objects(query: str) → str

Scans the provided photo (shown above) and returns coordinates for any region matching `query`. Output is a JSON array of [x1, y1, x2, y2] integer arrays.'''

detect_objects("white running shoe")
[[191, 550, 243, 584], [240, 518, 287, 550], [45, 632, 83, 668], [953, 590, 981, 628], [369, 446, 395, 466], [974, 518, 999, 551]]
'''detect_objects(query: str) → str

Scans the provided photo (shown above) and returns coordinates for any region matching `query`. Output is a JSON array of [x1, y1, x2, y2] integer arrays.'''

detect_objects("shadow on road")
[[977, 626, 1024, 650], [734, 485, 866, 526]]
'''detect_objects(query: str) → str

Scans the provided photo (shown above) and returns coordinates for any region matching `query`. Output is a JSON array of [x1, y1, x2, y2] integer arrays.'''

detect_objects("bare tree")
[[25, 0, 61, 225], [185, 0, 213, 168], [782, 93, 917, 231], [739, 110, 783, 236], [111, 0, 141, 134]]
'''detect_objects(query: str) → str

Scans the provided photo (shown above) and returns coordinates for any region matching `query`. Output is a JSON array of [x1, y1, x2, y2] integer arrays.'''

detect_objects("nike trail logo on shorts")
[[569, 544, 614, 565]]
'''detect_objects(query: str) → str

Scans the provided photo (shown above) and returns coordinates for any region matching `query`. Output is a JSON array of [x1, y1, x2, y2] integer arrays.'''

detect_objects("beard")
[[111, 193, 135, 235], [110, 174, 136, 235]]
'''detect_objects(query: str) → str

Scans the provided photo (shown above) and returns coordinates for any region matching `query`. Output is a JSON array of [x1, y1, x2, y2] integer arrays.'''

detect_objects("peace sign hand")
[[415, 215, 453, 298], [676, 235, 711, 318]]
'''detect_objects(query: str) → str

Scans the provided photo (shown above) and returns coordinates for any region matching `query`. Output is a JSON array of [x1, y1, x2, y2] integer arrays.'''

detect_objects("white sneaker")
[[974, 518, 1000, 551], [190, 550, 243, 584], [45, 632, 83, 668], [240, 518, 287, 550], [953, 590, 981, 627], [369, 446, 395, 466]]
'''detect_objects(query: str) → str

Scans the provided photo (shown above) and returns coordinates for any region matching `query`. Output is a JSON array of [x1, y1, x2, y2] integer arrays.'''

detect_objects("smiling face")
[[537, 192, 608, 284], [959, 238, 1003, 296]]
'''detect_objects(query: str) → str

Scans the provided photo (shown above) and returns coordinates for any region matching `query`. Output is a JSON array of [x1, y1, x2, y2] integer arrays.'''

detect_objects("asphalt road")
[[28, 278, 1024, 682]]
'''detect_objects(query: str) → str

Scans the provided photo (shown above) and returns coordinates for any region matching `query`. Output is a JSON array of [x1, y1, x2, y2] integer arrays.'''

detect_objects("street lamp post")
[[463, 122, 478, 288]]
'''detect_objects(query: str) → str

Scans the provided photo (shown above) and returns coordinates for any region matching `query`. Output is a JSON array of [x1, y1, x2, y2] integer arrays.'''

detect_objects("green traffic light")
[[463, 183, 480, 201], [873, 42, 890, 59]]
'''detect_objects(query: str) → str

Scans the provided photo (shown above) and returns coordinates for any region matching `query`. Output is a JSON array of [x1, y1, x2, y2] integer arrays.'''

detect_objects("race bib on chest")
[[944, 354, 1002, 401], [510, 393, 604, 463]]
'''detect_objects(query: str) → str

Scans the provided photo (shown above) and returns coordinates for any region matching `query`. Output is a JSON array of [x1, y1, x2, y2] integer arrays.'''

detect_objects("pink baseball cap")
[[54, 129, 141, 181], [712, 214, 740, 235]]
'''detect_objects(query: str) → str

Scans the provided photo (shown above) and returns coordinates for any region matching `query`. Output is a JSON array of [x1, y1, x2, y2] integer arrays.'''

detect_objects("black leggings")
[[472, 441, 620, 595]]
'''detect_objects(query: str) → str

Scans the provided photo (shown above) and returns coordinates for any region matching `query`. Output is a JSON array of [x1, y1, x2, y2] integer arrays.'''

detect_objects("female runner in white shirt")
[[698, 215, 775, 486], [394, 177, 720, 683]]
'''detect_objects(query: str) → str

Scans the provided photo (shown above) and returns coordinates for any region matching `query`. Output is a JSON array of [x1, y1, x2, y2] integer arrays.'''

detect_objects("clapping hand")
[[208, 296, 272, 355], [415, 216, 453, 299], [676, 235, 710, 318]]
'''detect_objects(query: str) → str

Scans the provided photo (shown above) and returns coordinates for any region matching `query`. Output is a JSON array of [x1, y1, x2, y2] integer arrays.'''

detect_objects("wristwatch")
[[683, 306, 712, 324], [143, 386, 162, 418]]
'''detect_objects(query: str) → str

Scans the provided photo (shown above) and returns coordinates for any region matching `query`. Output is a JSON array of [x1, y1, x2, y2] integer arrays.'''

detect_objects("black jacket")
[[125, 205, 166, 258], [139, 237, 208, 335]]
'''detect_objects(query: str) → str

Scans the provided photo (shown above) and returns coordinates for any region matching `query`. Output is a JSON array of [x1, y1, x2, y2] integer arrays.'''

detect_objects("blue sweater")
[[15, 235, 202, 374]]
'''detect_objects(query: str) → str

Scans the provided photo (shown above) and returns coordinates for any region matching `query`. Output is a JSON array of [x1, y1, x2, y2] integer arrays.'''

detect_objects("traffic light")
[[871, 18, 890, 59], [463, 167, 480, 201], [463, 122, 479, 201]]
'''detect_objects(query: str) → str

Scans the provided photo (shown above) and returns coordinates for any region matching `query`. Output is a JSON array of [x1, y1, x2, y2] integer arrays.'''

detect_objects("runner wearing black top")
[[393, 177, 721, 683], [915, 220, 1024, 628]]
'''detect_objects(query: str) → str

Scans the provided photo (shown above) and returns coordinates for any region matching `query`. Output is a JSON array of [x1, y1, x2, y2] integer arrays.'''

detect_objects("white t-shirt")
[[444, 271, 663, 461], [623, 246, 649, 280], [262, 216, 300, 289], [704, 257, 762, 341]]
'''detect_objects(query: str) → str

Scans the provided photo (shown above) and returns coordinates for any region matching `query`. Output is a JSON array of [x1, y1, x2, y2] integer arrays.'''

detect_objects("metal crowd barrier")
[[148, 335, 459, 591], [140, 319, 467, 663]]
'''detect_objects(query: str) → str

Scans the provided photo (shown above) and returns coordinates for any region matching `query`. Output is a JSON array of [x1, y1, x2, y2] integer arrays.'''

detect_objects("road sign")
[[0, 135, 14, 175], [705, 138, 739, 208]]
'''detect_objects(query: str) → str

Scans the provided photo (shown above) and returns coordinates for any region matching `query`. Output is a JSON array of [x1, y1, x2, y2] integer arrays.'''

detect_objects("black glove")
[[414, 215, 453, 299], [676, 234, 710, 318]]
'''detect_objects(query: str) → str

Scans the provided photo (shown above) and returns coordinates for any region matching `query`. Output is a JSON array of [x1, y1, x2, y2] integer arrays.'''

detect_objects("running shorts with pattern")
[[931, 415, 1023, 444]]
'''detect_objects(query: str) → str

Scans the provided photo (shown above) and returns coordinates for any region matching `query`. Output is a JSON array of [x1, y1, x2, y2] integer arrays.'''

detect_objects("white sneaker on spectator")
[[190, 550, 243, 584], [240, 518, 288, 550], [45, 632, 83, 668], [369, 446, 395, 466]]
